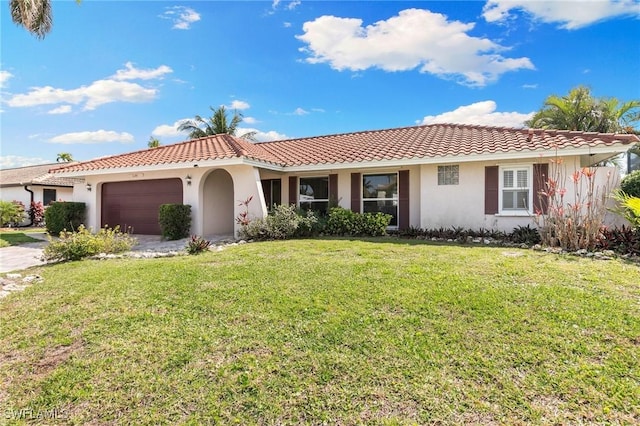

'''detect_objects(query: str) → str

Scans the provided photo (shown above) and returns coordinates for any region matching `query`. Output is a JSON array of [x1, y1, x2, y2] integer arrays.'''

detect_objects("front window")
[[299, 177, 329, 214], [363, 173, 398, 226], [43, 189, 57, 206], [261, 179, 281, 211], [500, 166, 531, 213]]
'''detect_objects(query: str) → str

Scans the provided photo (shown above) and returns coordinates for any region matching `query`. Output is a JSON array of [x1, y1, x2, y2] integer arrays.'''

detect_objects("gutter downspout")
[[21, 185, 34, 227]]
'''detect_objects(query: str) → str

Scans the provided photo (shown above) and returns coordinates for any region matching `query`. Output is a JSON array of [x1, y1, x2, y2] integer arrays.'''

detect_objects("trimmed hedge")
[[324, 207, 392, 237], [158, 204, 191, 240], [621, 171, 640, 198], [45, 202, 86, 236]]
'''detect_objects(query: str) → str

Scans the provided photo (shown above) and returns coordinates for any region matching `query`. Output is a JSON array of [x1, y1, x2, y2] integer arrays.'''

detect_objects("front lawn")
[[1, 239, 638, 424], [0, 231, 42, 246]]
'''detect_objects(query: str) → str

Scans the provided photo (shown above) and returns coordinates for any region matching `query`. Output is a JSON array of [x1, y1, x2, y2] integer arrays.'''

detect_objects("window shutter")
[[485, 166, 499, 214], [288, 176, 297, 206], [351, 173, 361, 213], [533, 163, 549, 214], [398, 170, 410, 230], [329, 174, 338, 207]]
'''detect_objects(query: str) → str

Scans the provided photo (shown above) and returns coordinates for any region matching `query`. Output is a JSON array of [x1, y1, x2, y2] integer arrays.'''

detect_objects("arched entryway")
[[203, 169, 234, 236]]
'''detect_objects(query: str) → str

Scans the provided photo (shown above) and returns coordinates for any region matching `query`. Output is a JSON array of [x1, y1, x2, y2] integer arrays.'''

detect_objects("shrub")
[[509, 225, 541, 245], [158, 204, 191, 240], [324, 207, 392, 237], [0, 200, 25, 227], [186, 235, 211, 255], [239, 204, 318, 240], [29, 201, 45, 227], [42, 225, 137, 262], [597, 225, 640, 256], [620, 170, 640, 198], [44, 202, 86, 235]]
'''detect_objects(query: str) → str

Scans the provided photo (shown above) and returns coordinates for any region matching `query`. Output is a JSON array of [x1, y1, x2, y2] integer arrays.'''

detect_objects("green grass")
[[1, 239, 639, 424], [0, 231, 42, 246]]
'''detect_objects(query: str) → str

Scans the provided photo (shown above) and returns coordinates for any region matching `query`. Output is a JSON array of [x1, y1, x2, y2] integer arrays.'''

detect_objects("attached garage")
[[101, 178, 183, 234]]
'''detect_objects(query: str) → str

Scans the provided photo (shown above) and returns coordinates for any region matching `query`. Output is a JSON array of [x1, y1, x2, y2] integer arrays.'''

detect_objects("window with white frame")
[[500, 166, 532, 213], [299, 177, 329, 214], [363, 173, 398, 226], [438, 165, 459, 185]]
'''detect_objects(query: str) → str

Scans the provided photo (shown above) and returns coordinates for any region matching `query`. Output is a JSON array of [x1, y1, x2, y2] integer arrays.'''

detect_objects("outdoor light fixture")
[[186, 175, 192, 186], [86, 183, 92, 191]]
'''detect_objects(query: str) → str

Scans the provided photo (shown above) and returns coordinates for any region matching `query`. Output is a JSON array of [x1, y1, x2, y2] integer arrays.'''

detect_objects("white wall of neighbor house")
[[1, 185, 74, 225]]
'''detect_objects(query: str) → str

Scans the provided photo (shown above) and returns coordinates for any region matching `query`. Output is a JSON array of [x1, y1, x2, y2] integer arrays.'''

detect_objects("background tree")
[[178, 106, 257, 142], [10, 0, 52, 39], [56, 152, 73, 162], [148, 136, 161, 148], [526, 86, 640, 171], [526, 86, 640, 133]]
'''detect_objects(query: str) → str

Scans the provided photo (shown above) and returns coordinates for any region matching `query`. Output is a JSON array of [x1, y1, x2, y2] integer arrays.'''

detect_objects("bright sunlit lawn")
[[0, 231, 42, 247], [1, 239, 639, 424]]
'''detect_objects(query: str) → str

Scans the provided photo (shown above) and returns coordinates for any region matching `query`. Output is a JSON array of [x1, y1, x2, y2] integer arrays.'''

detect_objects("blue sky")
[[1, 0, 639, 168]]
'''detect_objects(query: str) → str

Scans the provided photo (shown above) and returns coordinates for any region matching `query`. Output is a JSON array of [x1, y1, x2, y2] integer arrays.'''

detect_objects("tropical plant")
[[178, 105, 257, 141], [0, 200, 25, 227], [526, 86, 640, 133], [148, 136, 161, 148], [186, 235, 211, 255], [29, 201, 45, 226], [620, 170, 640, 198], [42, 225, 137, 262], [612, 190, 640, 230], [56, 152, 74, 162]]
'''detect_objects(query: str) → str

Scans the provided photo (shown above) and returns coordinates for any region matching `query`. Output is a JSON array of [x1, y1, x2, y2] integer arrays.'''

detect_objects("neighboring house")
[[51, 124, 639, 236], [0, 163, 82, 224]]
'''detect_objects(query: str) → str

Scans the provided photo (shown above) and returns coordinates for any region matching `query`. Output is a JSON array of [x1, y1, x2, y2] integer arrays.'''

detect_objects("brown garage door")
[[101, 178, 183, 235]]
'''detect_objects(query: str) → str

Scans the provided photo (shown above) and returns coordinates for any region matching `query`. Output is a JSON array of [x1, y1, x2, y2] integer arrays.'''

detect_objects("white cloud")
[[112, 62, 173, 81], [239, 127, 287, 142], [48, 130, 135, 145], [284, 22, 292, 28], [522, 83, 538, 89], [292, 107, 308, 115], [7, 79, 157, 110], [228, 100, 250, 110], [152, 119, 189, 138], [0, 70, 13, 88], [243, 116, 258, 124], [0, 155, 50, 169], [160, 6, 201, 30], [482, 0, 640, 30], [297, 8, 534, 86], [418, 101, 534, 128], [287, 0, 301, 10], [48, 105, 72, 114]]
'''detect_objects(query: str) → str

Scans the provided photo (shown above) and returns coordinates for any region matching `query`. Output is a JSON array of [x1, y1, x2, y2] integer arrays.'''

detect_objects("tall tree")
[[526, 86, 640, 133], [56, 152, 73, 162], [10, 0, 52, 39], [148, 136, 161, 148], [178, 106, 257, 142]]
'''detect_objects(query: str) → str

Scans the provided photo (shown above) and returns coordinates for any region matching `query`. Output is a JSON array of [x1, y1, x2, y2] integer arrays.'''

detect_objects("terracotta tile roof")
[[258, 124, 639, 166], [53, 134, 283, 173], [0, 163, 82, 187], [52, 124, 639, 173]]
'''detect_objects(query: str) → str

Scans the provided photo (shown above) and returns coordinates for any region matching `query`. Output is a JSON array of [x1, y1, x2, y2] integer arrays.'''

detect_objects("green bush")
[[324, 207, 392, 237], [620, 171, 640, 198], [44, 202, 86, 235], [42, 225, 137, 262], [0, 200, 26, 226], [158, 204, 191, 240], [239, 204, 318, 240]]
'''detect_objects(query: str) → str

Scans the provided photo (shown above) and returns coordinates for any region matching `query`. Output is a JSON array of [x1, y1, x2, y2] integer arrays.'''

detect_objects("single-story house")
[[0, 163, 82, 225], [51, 124, 639, 236]]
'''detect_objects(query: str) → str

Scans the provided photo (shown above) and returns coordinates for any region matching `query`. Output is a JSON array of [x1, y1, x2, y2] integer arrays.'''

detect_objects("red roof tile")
[[52, 124, 639, 173]]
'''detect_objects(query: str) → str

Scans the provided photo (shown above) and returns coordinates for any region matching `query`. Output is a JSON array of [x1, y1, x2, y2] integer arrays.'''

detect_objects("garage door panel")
[[101, 178, 183, 235]]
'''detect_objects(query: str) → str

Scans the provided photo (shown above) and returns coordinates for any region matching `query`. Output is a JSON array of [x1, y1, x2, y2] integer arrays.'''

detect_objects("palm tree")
[[148, 136, 161, 148], [10, 0, 52, 39], [526, 86, 640, 133], [178, 106, 257, 142], [56, 152, 73, 162]]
